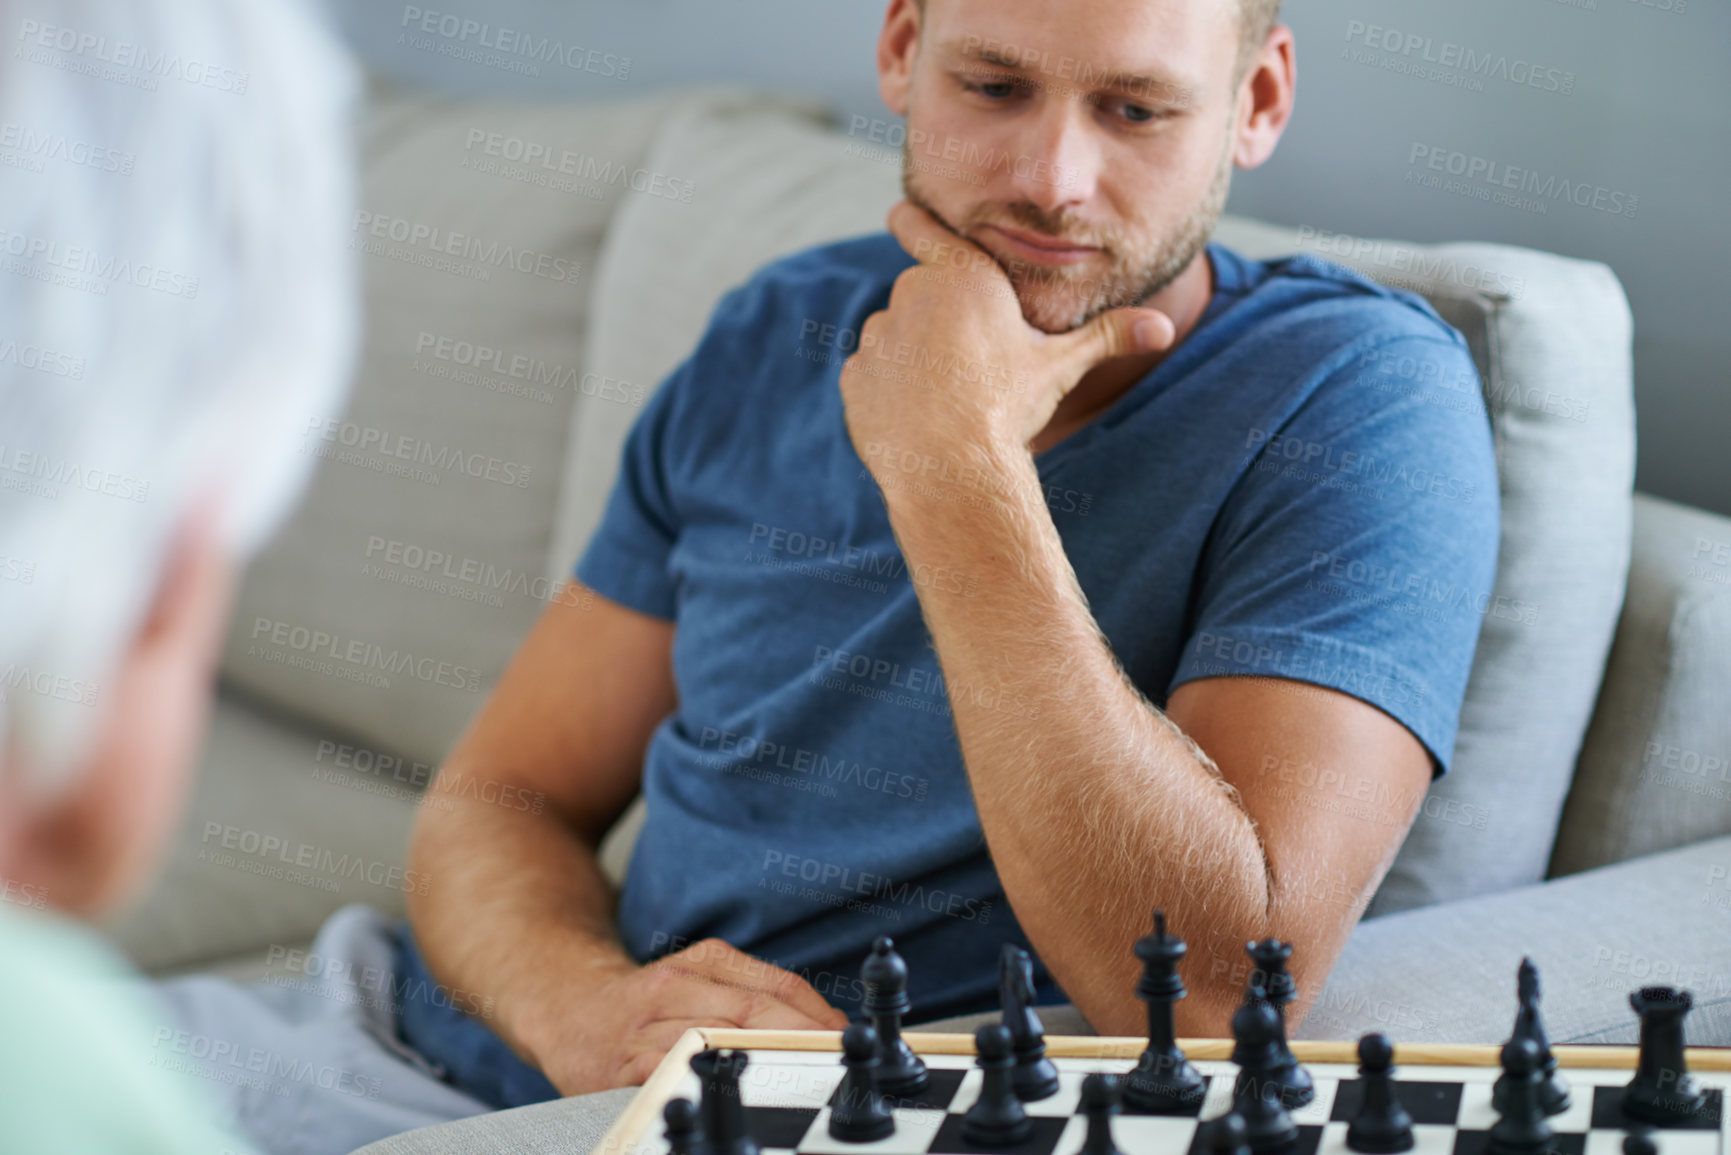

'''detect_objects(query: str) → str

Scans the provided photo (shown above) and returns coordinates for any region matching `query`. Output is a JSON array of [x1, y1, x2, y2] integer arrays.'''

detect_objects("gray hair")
[[0, 0, 359, 798]]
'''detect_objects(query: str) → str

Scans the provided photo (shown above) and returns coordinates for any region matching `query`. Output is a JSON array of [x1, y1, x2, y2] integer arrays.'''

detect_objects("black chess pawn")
[[1206, 1112, 1254, 1155], [1247, 939, 1314, 1110], [690, 1048, 760, 1155], [665, 1096, 702, 1155], [1079, 1073, 1123, 1155], [830, 1023, 896, 1143], [1346, 1033, 1414, 1154], [1123, 909, 1207, 1113], [1000, 944, 1060, 1101], [1494, 959, 1570, 1118], [963, 1024, 1034, 1147], [862, 936, 929, 1097], [1623, 985, 1707, 1123], [1623, 1127, 1659, 1155], [1230, 996, 1299, 1153], [1488, 1037, 1554, 1155]]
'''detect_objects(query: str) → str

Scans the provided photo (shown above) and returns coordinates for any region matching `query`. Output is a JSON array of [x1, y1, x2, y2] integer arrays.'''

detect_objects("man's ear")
[[877, 0, 923, 118], [1232, 24, 1296, 170], [0, 489, 235, 918]]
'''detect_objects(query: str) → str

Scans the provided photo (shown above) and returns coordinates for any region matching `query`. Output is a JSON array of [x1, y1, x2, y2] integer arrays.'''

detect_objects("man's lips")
[[980, 223, 1102, 266]]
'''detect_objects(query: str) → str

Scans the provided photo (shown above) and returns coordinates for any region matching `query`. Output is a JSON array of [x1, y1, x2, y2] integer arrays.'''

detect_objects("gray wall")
[[331, 0, 1730, 517]]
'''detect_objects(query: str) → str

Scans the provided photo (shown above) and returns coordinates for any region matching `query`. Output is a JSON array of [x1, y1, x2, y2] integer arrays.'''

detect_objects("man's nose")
[[1006, 100, 1100, 213]]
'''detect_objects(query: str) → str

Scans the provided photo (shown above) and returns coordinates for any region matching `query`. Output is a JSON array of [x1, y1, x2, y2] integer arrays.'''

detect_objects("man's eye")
[[960, 76, 1028, 101]]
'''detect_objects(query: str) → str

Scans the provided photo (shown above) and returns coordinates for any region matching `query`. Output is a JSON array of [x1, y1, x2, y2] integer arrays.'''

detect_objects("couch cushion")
[[219, 88, 690, 768], [569, 99, 1634, 917], [101, 685, 422, 973], [1549, 493, 1731, 875]]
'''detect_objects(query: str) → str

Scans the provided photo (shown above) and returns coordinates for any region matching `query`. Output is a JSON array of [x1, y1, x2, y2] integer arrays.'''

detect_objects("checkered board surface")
[[617, 1046, 1729, 1155]]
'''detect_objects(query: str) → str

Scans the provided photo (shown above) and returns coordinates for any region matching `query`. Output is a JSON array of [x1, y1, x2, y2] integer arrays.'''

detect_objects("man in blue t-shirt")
[[396, 0, 1499, 1111]]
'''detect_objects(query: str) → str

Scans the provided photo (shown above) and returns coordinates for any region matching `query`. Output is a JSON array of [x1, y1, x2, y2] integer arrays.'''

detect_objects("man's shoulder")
[[1208, 239, 1470, 358]]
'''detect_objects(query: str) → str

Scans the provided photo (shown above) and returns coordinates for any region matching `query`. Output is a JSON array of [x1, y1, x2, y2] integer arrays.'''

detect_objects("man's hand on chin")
[[841, 200, 1177, 481]]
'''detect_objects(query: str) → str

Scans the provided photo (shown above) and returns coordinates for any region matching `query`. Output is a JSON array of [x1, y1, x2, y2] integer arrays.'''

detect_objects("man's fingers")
[[1058, 305, 1176, 374], [671, 940, 846, 1026], [887, 199, 993, 271]]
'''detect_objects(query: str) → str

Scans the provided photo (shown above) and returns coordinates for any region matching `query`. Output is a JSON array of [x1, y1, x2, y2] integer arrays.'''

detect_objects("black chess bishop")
[[862, 936, 929, 1098], [1493, 958, 1569, 1118], [1122, 909, 1207, 1112]]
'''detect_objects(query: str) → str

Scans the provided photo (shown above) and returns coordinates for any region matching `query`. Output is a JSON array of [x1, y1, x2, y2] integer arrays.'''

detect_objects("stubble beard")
[[900, 133, 1234, 334]]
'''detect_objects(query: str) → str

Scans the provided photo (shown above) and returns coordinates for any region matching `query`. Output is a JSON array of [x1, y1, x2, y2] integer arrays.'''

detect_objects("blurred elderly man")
[[0, 0, 358, 1148]]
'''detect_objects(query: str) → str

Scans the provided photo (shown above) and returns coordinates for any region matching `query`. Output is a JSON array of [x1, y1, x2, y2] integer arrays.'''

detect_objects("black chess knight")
[[999, 944, 1060, 1101]]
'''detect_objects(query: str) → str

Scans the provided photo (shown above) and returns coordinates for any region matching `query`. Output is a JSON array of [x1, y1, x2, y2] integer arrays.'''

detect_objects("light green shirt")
[[0, 900, 255, 1154]]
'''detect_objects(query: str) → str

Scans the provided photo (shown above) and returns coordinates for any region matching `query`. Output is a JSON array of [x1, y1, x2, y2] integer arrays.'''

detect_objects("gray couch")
[[103, 85, 1731, 1145]]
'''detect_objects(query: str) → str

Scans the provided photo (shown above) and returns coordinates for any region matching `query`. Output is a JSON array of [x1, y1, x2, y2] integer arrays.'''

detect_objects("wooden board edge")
[[693, 1029, 1731, 1072], [591, 1026, 711, 1155]]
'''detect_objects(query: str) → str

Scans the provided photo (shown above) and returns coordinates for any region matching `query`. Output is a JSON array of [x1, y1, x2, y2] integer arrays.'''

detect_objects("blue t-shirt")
[[572, 232, 1500, 1025]]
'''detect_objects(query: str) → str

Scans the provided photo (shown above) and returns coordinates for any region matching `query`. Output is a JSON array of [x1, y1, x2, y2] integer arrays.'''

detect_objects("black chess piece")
[[1122, 909, 1207, 1113], [1230, 995, 1299, 1153], [665, 1096, 702, 1155], [1346, 1033, 1415, 1154], [830, 1023, 896, 1143], [1622, 985, 1707, 1123], [1000, 944, 1060, 1101], [1079, 1073, 1123, 1155], [862, 936, 929, 1098], [1623, 1127, 1659, 1155], [1488, 1037, 1554, 1155], [962, 1024, 1034, 1147], [1247, 939, 1314, 1110], [1494, 959, 1570, 1118], [1206, 1112, 1254, 1155], [690, 1048, 759, 1155]]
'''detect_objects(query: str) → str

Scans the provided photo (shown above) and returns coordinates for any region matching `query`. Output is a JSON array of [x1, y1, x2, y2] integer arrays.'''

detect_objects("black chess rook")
[[1622, 985, 1706, 1124]]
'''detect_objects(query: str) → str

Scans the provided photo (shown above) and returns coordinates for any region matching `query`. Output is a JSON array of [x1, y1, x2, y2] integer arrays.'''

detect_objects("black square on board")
[[928, 1113, 1070, 1155], [1185, 1123, 1325, 1155], [742, 1105, 822, 1148], [827, 1068, 970, 1112], [1453, 1130, 1586, 1155], [1590, 1085, 1723, 1132], [1118, 1074, 1215, 1117], [1331, 1080, 1464, 1125]]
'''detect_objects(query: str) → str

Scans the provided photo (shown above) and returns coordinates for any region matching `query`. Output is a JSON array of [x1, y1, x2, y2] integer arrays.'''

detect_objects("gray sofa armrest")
[[1549, 492, 1731, 877]]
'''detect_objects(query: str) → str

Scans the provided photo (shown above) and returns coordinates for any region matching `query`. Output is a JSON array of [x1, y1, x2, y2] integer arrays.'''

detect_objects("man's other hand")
[[529, 937, 849, 1095]]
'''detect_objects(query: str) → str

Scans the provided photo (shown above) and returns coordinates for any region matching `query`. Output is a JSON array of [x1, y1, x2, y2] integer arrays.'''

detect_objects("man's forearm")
[[406, 776, 634, 1065], [879, 445, 1272, 1034]]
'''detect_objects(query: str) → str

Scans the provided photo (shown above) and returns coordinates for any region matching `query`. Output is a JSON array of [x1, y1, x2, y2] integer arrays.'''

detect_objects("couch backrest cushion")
[[219, 89, 688, 767], [1550, 493, 1731, 875], [563, 99, 1635, 915]]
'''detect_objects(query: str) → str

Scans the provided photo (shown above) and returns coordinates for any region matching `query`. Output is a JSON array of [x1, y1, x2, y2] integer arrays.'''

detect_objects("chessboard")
[[590, 1030, 1731, 1155]]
